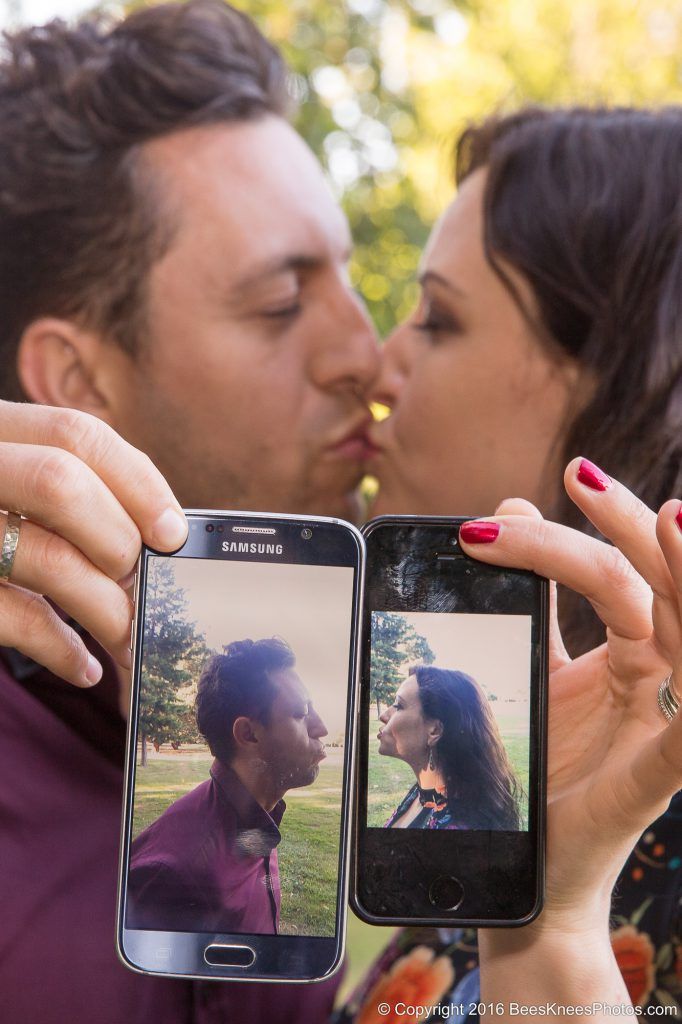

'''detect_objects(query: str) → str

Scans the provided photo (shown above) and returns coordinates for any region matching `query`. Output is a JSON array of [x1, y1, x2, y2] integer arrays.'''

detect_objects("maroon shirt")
[[0, 638, 341, 1024], [128, 760, 284, 934]]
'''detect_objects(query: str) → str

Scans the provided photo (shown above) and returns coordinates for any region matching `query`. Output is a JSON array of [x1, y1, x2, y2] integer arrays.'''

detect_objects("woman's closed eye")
[[413, 301, 462, 340]]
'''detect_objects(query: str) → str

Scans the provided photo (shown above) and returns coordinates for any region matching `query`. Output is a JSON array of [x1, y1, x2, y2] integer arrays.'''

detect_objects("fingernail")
[[676, 505, 682, 534], [152, 508, 187, 549], [85, 654, 103, 686], [577, 458, 611, 492], [459, 521, 500, 544]]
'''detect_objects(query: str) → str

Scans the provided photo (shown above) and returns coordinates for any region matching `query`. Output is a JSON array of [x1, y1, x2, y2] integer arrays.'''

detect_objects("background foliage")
[[235, 0, 682, 337]]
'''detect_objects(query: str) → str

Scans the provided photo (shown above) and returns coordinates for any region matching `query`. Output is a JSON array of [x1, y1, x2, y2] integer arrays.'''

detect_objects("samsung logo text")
[[222, 541, 284, 555]]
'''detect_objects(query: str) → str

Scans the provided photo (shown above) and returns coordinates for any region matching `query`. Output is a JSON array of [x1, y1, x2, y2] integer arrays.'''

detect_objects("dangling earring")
[[428, 748, 435, 772]]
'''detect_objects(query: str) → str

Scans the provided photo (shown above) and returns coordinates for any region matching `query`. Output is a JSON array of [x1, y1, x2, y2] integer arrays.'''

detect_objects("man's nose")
[[310, 281, 380, 395], [308, 709, 328, 739]]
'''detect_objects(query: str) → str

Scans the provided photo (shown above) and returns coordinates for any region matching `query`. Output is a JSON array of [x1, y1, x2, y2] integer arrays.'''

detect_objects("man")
[[128, 639, 328, 935], [0, 3, 377, 1022]]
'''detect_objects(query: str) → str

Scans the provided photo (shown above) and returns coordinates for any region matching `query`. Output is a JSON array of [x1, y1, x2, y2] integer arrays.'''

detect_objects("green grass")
[[132, 747, 343, 937], [366, 734, 529, 829]]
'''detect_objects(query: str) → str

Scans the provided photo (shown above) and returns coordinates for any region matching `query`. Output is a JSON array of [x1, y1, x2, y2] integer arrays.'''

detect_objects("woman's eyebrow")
[[418, 269, 467, 297]]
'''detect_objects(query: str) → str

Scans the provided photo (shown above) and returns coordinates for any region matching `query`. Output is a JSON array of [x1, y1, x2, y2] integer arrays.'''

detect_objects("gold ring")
[[0, 512, 22, 583], [657, 674, 679, 723]]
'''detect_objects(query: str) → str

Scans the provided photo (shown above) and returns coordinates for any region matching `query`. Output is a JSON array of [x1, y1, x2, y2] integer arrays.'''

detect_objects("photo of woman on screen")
[[377, 665, 522, 830]]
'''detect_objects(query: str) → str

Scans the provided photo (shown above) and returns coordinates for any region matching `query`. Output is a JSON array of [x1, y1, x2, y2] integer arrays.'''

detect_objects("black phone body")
[[352, 516, 548, 927], [117, 511, 364, 982]]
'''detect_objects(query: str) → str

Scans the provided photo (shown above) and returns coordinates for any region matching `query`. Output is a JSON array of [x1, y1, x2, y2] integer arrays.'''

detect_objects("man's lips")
[[327, 417, 381, 461]]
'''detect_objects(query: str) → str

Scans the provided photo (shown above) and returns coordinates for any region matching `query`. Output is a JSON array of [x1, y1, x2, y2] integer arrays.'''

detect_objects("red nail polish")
[[459, 521, 500, 544], [676, 505, 682, 534], [577, 458, 611, 492]]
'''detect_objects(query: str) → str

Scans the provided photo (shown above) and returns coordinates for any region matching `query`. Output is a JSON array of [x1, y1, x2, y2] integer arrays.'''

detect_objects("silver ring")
[[657, 675, 679, 723], [0, 512, 21, 583]]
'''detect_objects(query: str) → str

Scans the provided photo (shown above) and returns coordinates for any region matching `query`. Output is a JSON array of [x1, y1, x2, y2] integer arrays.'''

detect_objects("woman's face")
[[367, 169, 588, 517], [378, 675, 437, 769]]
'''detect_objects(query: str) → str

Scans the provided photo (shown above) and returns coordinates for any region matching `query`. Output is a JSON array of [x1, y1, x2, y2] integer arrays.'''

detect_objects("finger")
[[5, 514, 133, 668], [492, 499, 570, 669], [494, 497, 542, 518], [118, 666, 132, 721], [620, 695, 682, 827], [548, 580, 571, 671], [653, 500, 682, 660], [0, 442, 143, 580], [0, 584, 103, 687], [0, 403, 187, 552], [458, 515, 653, 640], [656, 500, 682, 611], [564, 458, 674, 602]]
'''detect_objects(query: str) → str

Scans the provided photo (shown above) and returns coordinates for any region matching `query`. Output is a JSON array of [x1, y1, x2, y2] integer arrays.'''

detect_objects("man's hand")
[[0, 402, 187, 690]]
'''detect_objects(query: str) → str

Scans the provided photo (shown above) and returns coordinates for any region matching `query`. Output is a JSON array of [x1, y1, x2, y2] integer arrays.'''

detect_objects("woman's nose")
[[369, 324, 412, 410]]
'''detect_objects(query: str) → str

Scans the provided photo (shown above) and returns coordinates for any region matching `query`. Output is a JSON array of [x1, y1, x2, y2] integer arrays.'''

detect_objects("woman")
[[367, 105, 682, 656], [342, 106, 682, 1019], [378, 666, 521, 830]]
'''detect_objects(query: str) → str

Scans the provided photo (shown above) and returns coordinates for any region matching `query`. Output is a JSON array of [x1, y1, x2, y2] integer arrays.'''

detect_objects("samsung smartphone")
[[352, 516, 548, 927], [117, 511, 364, 982]]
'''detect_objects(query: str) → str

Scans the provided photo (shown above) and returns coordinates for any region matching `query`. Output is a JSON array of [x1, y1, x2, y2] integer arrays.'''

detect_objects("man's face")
[[103, 117, 379, 518], [256, 668, 328, 791]]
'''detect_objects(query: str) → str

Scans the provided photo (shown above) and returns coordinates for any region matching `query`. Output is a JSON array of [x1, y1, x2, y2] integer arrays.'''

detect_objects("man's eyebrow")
[[231, 248, 353, 295], [418, 269, 467, 297]]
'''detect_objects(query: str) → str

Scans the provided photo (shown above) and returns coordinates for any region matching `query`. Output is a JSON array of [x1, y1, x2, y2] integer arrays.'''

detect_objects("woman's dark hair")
[[195, 637, 295, 765], [455, 107, 682, 654], [0, 0, 290, 401], [410, 665, 521, 830]]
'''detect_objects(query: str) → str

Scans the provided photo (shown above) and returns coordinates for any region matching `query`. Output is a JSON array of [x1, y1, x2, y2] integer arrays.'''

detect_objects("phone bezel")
[[351, 514, 548, 928], [116, 510, 365, 982]]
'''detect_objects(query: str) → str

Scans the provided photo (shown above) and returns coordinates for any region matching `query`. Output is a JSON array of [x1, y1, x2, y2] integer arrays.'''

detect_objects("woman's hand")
[[457, 457, 682, 1009], [0, 401, 187, 698]]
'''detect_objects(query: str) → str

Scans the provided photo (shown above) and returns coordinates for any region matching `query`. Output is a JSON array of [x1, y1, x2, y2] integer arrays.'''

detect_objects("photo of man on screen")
[[127, 637, 328, 935]]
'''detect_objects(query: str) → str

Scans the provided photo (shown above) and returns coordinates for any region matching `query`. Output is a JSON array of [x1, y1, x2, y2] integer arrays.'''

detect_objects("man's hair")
[[195, 637, 295, 764], [0, 0, 290, 400]]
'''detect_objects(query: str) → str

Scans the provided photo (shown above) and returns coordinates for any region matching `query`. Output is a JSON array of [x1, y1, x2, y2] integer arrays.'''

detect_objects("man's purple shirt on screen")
[[128, 759, 284, 935]]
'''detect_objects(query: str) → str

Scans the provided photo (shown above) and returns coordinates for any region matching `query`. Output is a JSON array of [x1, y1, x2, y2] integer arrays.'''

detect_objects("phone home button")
[[429, 875, 464, 911], [204, 944, 256, 968]]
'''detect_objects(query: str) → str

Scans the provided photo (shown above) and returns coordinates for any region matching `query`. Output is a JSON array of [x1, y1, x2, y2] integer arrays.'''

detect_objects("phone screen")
[[119, 515, 361, 979], [368, 610, 532, 833]]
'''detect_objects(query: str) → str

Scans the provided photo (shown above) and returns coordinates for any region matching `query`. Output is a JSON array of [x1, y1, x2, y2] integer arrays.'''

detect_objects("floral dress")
[[336, 792, 682, 1024]]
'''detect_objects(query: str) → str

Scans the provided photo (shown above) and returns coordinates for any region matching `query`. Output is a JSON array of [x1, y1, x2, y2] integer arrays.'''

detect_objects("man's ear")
[[232, 716, 259, 751], [17, 317, 111, 418]]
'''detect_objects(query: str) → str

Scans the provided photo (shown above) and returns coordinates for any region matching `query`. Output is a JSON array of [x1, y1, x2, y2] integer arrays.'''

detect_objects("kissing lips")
[[327, 416, 379, 461]]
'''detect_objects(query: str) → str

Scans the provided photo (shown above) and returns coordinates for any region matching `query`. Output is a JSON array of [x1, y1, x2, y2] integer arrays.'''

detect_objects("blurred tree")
[[138, 559, 211, 764], [370, 610, 434, 715], [237, 0, 682, 336], [120, 0, 682, 337]]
